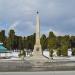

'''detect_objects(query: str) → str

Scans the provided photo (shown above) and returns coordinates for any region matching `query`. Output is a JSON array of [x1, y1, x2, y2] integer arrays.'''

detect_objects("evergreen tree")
[[7, 30, 15, 50], [40, 34, 47, 51], [48, 32, 57, 58]]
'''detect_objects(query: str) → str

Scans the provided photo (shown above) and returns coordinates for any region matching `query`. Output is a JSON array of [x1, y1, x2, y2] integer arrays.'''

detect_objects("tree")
[[49, 31, 56, 38], [40, 34, 47, 51], [48, 32, 57, 58], [18, 36, 23, 50], [61, 35, 70, 48], [13, 36, 19, 50], [57, 48, 62, 56], [72, 48, 75, 56], [61, 45, 68, 56], [56, 36, 62, 49], [23, 37, 27, 49], [70, 36, 75, 48], [0, 30, 7, 48], [56, 35, 70, 56], [0, 30, 6, 43], [48, 38, 57, 49], [8, 30, 15, 50], [26, 33, 35, 51], [19, 49, 26, 60]]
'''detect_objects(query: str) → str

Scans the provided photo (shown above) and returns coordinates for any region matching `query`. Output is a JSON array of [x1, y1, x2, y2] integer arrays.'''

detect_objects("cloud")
[[6, 21, 20, 35], [8, 21, 20, 30], [0, 0, 75, 36], [13, 21, 35, 36]]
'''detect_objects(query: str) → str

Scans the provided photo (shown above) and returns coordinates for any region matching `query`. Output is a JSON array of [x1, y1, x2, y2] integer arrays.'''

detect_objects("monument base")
[[25, 55, 48, 65], [25, 44, 48, 63], [33, 44, 42, 56]]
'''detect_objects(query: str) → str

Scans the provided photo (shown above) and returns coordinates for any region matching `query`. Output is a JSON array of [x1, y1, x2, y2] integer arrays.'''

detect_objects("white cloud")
[[7, 21, 20, 32]]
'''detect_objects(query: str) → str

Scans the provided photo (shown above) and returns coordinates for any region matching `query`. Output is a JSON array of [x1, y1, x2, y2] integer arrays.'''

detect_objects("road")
[[0, 71, 75, 75], [0, 60, 75, 71]]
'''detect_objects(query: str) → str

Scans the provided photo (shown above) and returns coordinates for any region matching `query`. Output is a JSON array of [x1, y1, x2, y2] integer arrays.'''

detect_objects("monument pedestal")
[[26, 44, 48, 63], [33, 44, 42, 56], [25, 44, 48, 63]]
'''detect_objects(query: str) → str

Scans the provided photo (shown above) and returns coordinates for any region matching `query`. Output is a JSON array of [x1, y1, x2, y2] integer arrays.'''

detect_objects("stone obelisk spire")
[[35, 11, 41, 46], [33, 11, 42, 56]]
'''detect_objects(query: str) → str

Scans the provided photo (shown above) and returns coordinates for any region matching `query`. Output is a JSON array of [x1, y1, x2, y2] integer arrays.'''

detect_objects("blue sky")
[[0, 0, 75, 36]]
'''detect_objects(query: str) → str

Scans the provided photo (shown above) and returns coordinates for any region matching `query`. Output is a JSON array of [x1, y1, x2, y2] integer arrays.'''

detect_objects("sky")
[[0, 0, 75, 36]]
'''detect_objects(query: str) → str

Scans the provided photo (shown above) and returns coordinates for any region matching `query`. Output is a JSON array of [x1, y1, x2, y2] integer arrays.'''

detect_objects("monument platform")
[[25, 53, 49, 63]]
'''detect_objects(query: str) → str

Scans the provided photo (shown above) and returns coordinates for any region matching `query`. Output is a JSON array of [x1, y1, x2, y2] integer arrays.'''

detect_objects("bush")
[[61, 45, 68, 56], [19, 50, 26, 57], [57, 48, 61, 56], [49, 49, 53, 57]]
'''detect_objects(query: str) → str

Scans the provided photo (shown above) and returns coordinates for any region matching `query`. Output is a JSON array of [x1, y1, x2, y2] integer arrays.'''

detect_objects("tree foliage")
[[40, 34, 47, 50], [72, 48, 75, 56], [0, 30, 75, 56], [48, 32, 57, 57]]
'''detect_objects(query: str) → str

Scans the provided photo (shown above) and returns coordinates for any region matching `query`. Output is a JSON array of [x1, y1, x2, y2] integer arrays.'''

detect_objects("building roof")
[[0, 43, 7, 53]]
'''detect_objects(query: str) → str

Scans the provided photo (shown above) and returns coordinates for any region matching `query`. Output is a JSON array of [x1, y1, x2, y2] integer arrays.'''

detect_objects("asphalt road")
[[0, 60, 75, 71], [0, 71, 75, 75]]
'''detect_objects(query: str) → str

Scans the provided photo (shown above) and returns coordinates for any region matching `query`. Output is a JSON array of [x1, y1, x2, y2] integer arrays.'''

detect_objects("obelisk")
[[26, 11, 48, 62], [33, 11, 42, 56]]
